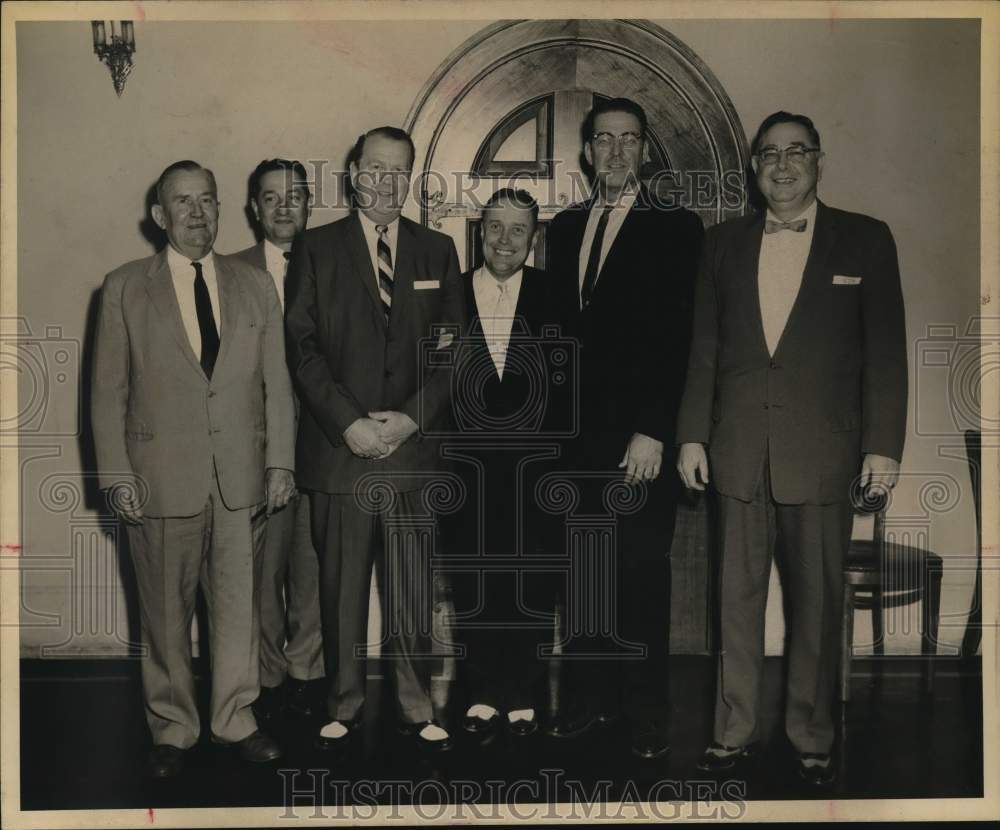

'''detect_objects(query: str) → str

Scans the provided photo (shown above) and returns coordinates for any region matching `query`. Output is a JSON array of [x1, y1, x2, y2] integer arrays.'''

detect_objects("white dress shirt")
[[757, 199, 818, 355], [577, 185, 639, 299], [473, 266, 523, 379], [358, 211, 399, 295], [262, 238, 289, 310], [166, 243, 220, 358]]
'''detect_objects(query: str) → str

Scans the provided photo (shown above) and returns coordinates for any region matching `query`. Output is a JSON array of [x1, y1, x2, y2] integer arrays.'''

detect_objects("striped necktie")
[[376, 224, 393, 321]]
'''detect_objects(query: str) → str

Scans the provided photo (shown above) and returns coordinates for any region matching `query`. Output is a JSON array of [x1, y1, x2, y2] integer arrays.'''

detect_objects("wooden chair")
[[840, 485, 944, 702], [960, 429, 982, 658]]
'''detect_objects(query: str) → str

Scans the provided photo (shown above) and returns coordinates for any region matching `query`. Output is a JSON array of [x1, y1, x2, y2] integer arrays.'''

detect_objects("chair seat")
[[844, 539, 943, 587]]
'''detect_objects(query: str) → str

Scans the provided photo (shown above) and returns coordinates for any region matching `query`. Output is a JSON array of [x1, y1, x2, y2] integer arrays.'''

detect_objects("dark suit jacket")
[[91, 249, 295, 516], [547, 186, 704, 461], [676, 200, 907, 504], [231, 240, 268, 273], [284, 212, 466, 494], [446, 265, 569, 572]]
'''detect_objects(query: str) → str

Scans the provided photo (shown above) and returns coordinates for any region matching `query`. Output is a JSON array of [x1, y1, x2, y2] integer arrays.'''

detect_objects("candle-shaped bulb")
[[122, 21, 135, 48], [91, 20, 106, 51]]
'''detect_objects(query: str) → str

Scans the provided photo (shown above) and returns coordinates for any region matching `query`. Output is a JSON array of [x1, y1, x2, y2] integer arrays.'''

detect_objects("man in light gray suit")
[[232, 158, 324, 724], [92, 160, 297, 778]]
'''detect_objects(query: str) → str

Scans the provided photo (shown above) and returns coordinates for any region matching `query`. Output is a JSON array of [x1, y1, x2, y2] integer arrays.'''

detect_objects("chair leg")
[[871, 588, 885, 656], [841, 584, 855, 702], [923, 563, 943, 696]]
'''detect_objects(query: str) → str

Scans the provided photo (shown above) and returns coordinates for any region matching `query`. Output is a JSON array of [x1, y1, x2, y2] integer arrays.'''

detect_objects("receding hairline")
[[155, 165, 217, 206]]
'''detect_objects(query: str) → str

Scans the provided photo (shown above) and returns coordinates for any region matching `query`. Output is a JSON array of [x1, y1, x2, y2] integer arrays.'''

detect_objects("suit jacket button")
[[208, 391, 216, 398], [763, 403, 770, 410], [384, 370, 392, 379]]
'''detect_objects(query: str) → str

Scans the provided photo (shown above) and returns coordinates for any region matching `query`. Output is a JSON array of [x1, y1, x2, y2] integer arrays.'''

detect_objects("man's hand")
[[618, 432, 664, 486], [109, 487, 144, 525], [677, 442, 710, 491], [859, 453, 901, 493], [344, 417, 389, 459], [265, 468, 297, 516], [368, 410, 418, 459]]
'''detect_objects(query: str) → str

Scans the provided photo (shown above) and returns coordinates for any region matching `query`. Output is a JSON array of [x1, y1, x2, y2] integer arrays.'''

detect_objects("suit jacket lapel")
[[742, 213, 770, 359], [773, 201, 836, 360], [345, 213, 384, 325], [252, 241, 267, 273], [145, 249, 205, 379], [213, 254, 240, 380]]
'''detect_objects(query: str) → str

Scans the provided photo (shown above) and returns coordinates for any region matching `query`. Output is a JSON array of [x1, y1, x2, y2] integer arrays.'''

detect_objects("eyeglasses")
[[755, 146, 821, 166], [591, 132, 643, 151]]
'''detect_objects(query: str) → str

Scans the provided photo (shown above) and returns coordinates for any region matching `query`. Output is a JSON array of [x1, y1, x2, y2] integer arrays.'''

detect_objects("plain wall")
[[14, 18, 981, 657]]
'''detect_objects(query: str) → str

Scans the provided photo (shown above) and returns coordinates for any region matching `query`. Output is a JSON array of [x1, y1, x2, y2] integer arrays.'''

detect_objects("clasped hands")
[[344, 411, 418, 460]]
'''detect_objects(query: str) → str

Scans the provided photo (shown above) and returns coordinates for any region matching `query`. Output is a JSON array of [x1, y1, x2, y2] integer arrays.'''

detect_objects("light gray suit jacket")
[[91, 248, 295, 517]]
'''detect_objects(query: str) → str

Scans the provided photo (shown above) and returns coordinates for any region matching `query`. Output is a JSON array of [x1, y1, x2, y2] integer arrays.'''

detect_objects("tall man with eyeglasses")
[[676, 112, 907, 785], [92, 160, 297, 778], [546, 98, 704, 759], [233, 159, 324, 725]]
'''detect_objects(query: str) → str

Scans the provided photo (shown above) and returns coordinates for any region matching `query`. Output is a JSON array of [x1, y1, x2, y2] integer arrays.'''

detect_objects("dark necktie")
[[764, 218, 808, 234], [282, 250, 291, 278], [192, 261, 220, 379], [581, 205, 613, 309], [376, 224, 394, 321]]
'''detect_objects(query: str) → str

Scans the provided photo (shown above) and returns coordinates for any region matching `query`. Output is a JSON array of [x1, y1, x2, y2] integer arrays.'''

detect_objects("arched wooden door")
[[406, 19, 748, 652]]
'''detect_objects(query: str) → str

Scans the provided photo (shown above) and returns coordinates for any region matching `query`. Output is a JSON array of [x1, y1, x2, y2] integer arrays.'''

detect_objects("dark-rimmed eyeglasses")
[[754, 146, 821, 166], [591, 132, 643, 151]]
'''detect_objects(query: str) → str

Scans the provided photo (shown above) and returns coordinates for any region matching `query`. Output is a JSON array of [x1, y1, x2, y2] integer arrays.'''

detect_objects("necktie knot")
[[376, 224, 389, 237], [764, 218, 808, 234]]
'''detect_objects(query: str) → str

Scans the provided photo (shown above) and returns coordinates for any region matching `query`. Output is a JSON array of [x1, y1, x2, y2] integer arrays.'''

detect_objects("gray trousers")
[[310, 488, 436, 724], [258, 493, 324, 687], [714, 461, 852, 754], [126, 473, 265, 748]]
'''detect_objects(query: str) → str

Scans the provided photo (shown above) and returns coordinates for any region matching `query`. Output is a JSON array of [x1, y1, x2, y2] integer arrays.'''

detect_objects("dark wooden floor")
[[19, 655, 983, 812]]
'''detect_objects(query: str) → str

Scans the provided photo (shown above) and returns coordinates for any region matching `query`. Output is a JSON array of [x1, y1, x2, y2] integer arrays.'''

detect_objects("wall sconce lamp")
[[91, 20, 136, 97]]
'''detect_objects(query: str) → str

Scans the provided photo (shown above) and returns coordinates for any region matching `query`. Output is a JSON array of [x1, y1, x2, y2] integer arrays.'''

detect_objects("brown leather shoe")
[[148, 745, 184, 779], [230, 730, 282, 763]]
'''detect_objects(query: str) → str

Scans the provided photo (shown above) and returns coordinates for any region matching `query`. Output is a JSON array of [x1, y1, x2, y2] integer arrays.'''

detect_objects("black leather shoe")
[[797, 753, 836, 786], [507, 715, 538, 737], [696, 742, 757, 772], [544, 710, 597, 739], [315, 718, 362, 751], [596, 710, 622, 728], [231, 730, 282, 763], [284, 677, 317, 719], [462, 710, 500, 735], [400, 720, 453, 752], [148, 745, 184, 779], [631, 723, 670, 760]]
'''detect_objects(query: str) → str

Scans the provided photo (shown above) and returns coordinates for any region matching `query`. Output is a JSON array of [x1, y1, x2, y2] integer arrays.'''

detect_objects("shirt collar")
[[263, 238, 288, 259], [595, 182, 640, 211], [765, 198, 818, 227], [358, 210, 400, 235], [165, 242, 213, 272], [475, 265, 523, 291]]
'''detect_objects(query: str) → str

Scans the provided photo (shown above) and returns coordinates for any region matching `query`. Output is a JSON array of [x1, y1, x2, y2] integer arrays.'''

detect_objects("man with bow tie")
[[92, 160, 297, 778], [232, 159, 324, 726], [676, 112, 907, 785]]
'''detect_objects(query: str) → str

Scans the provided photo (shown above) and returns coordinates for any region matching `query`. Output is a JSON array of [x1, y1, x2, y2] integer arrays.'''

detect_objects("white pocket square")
[[414, 280, 440, 290], [832, 275, 862, 285]]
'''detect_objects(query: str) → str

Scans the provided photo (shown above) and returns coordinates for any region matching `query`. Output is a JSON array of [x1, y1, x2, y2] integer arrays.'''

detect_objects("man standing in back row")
[[546, 97, 704, 760], [233, 158, 324, 724], [676, 112, 907, 786]]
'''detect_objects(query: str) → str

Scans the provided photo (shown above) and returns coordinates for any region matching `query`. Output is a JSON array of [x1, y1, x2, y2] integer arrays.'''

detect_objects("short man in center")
[[546, 97, 705, 758], [285, 126, 467, 752], [447, 188, 569, 740]]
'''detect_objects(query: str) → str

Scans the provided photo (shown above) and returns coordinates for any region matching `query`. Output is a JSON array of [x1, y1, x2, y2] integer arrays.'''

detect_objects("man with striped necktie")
[[285, 127, 467, 753]]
